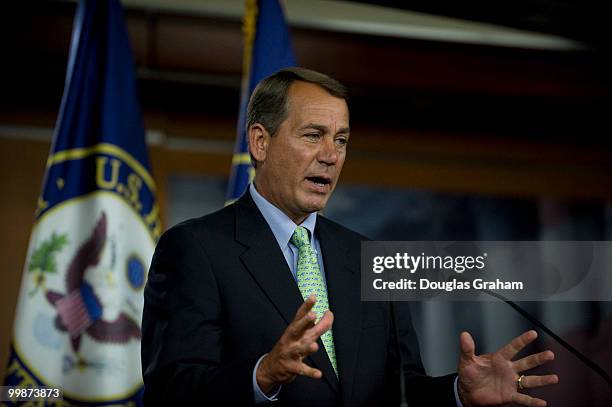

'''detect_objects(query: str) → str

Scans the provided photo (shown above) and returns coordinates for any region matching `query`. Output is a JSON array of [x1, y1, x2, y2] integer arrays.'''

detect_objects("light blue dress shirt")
[[249, 183, 326, 282], [247, 183, 462, 406], [249, 183, 325, 403]]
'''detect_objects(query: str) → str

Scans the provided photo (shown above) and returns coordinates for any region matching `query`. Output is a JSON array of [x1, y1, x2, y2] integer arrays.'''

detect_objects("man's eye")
[[335, 137, 348, 146], [305, 133, 320, 140]]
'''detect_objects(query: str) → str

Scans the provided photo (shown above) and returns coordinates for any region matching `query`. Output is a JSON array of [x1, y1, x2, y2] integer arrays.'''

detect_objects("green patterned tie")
[[291, 226, 338, 377]]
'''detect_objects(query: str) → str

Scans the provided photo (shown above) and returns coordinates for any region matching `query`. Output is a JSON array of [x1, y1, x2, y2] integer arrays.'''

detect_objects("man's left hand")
[[457, 330, 559, 407]]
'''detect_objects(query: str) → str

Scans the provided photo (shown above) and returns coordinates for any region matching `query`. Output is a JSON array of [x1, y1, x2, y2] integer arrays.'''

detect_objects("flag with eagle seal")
[[3, 1, 160, 405]]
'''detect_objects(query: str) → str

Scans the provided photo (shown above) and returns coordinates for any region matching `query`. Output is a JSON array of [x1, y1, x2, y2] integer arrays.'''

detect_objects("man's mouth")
[[305, 176, 331, 190]]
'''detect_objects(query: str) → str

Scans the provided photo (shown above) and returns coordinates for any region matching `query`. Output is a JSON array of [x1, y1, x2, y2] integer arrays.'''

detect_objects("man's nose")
[[317, 137, 338, 165]]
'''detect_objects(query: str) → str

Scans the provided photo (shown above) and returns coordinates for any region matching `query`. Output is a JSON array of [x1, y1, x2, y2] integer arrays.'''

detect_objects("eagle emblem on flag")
[[45, 212, 141, 354]]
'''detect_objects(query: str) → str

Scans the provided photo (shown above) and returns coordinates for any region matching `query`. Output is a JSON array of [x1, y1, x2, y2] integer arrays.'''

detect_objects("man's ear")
[[248, 123, 269, 164]]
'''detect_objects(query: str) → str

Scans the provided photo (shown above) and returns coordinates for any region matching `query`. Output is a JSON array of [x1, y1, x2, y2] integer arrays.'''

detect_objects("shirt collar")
[[249, 183, 317, 249]]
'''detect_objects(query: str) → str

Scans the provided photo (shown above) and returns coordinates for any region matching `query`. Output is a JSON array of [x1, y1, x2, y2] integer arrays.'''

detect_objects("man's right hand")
[[256, 294, 334, 394]]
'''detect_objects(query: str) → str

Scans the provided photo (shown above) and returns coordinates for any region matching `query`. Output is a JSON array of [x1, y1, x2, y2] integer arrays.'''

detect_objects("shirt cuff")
[[454, 376, 464, 407], [253, 354, 282, 404]]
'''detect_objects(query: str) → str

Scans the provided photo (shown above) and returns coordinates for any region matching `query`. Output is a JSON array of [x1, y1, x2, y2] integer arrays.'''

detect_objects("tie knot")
[[290, 226, 311, 249]]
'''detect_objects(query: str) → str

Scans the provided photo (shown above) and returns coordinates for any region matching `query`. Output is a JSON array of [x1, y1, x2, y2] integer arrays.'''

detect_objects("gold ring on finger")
[[517, 374, 526, 391]]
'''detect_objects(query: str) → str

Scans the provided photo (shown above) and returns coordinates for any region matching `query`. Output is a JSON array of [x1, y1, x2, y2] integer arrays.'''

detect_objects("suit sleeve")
[[141, 224, 258, 406], [390, 301, 457, 407]]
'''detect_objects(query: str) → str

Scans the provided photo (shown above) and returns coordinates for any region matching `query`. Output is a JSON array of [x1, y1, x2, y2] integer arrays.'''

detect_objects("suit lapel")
[[317, 217, 362, 407], [235, 192, 303, 326], [234, 193, 340, 393]]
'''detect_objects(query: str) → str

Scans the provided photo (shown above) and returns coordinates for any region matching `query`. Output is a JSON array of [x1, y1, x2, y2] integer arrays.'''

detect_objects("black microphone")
[[479, 288, 612, 388], [391, 302, 410, 407]]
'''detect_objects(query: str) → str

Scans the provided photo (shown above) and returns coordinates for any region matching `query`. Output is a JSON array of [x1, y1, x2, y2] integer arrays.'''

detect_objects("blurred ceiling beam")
[[58, 0, 588, 50]]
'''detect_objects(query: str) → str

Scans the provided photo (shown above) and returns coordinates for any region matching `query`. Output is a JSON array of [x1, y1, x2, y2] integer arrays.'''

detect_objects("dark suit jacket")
[[141, 191, 457, 406]]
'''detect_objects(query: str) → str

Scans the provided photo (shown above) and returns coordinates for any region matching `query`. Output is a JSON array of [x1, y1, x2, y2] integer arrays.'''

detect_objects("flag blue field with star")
[[225, 0, 297, 203], [4, 0, 159, 405]]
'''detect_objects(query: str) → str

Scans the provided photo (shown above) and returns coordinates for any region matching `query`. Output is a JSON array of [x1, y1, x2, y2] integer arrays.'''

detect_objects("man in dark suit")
[[142, 68, 558, 406]]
